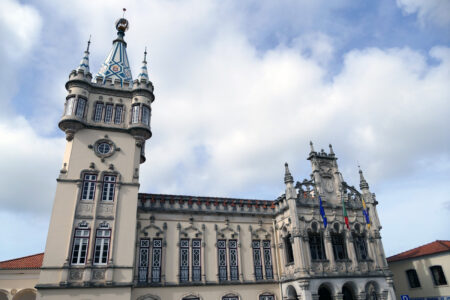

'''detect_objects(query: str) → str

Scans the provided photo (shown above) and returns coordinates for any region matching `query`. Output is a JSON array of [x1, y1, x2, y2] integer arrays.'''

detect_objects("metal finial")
[[86, 35, 91, 53], [144, 47, 147, 62], [122, 8, 126, 18]]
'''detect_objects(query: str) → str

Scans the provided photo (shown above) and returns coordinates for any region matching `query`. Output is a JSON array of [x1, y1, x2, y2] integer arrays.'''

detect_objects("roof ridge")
[[0, 252, 44, 264], [138, 192, 272, 202]]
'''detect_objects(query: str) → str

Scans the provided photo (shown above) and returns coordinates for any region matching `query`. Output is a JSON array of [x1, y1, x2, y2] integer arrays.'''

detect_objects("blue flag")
[[319, 196, 327, 228]]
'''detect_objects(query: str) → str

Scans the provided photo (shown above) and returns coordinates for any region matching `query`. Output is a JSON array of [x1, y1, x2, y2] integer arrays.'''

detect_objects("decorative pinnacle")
[[329, 144, 335, 155], [144, 46, 147, 62], [86, 35, 91, 53], [358, 165, 369, 190], [284, 162, 294, 184], [310, 141, 315, 153]]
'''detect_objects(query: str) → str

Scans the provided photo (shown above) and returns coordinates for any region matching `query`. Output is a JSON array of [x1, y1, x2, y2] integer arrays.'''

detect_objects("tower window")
[[75, 98, 86, 118], [93, 229, 111, 265], [101, 175, 116, 201], [71, 228, 90, 265], [81, 174, 97, 201], [309, 232, 326, 260], [284, 234, 294, 264], [331, 232, 347, 260], [263, 240, 273, 279], [104, 104, 114, 123], [406, 269, 421, 288], [114, 105, 123, 124], [65, 97, 76, 116], [94, 103, 104, 122], [132, 105, 140, 124], [430, 265, 447, 285], [142, 105, 151, 126]]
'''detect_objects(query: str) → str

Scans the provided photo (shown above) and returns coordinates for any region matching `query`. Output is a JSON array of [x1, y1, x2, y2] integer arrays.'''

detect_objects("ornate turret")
[[96, 17, 132, 85]]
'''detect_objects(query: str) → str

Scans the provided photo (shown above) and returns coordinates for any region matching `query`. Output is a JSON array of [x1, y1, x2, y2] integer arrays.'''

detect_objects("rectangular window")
[[138, 239, 150, 282], [93, 229, 110, 265], [263, 240, 273, 279], [75, 98, 86, 118], [406, 269, 421, 288], [142, 105, 150, 126], [353, 235, 368, 261], [309, 232, 326, 260], [252, 240, 263, 280], [192, 239, 201, 282], [101, 175, 116, 201], [81, 174, 97, 201], [284, 234, 294, 264], [229, 239, 239, 281], [132, 105, 140, 124], [430, 265, 447, 285], [71, 229, 90, 265], [104, 104, 113, 123], [180, 239, 189, 282], [259, 295, 275, 300], [65, 97, 76, 116], [94, 103, 104, 122], [114, 105, 123, 124], [151, 239, 162, 283], [218, 239, 227, 281], [331, 233, 347, 260]]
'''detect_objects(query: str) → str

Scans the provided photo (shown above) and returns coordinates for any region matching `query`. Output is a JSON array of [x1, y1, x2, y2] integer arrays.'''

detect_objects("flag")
[[361, 196, 371, 229], [342, 194, 350, 229], [319, 196, 327, 228]]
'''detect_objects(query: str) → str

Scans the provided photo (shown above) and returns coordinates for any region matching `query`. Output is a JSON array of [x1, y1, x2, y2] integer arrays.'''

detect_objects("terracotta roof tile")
[[387, 240, 450, 263], [0, 253, 44, 269]]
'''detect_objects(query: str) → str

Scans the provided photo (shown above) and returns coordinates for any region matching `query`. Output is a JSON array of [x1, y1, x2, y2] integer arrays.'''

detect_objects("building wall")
[[0, 269, 39, 300], [389, 252, 450, 299]]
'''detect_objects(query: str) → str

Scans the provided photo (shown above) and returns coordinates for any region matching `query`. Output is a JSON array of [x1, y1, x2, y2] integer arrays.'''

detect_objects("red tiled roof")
[[387, 240, 450, 263], [0, 253, 44, 270]]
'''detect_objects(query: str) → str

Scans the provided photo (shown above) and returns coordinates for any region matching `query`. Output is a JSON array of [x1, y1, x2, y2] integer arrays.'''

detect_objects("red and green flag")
[[342, 194, 350, 229]]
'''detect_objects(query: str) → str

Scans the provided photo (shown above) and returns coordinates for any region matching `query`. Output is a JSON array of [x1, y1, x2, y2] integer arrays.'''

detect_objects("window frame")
[[309, 231, 326, 261], [101, 175, 116, 202], [141, 105, 151, 126], [70, 228, 90, 265], [191, 239, 201, 282], [252, 240, 263, 280], [80, 174, 97, 201], [151, 238, 163, 283], [114, 105, 123, 124], [75, 97, 87, 118], [93, 102, 104, 123], [93, 228, 111, 265], [180, 238, 190, 283], [430, 265, 447, 286], [331, 232, 347, 261], [262, 240, 273, 279], [138, 239, 150, 283], [131, 105, 140, 124], [406, 269, 421, 288], [228, 239, 239, 281], [353, 233, 369, 261], [104, 104, 114, 123], [218, 239, 228, 281], [65, 96, 76, 116], [284, 234, 294, 265]]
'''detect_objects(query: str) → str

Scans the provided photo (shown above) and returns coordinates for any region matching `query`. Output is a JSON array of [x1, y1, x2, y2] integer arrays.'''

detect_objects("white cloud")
[[396, 0, 450, 27]]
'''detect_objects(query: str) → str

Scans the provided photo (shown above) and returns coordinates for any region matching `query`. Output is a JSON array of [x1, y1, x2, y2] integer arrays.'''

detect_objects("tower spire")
[[96, 11, 132, 85], [137, 47, 149, 82], [76, 36, 91, 74]]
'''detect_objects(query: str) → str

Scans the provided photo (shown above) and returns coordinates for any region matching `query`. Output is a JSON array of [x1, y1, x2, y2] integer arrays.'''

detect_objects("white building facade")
[[30, 17, 396, 300]]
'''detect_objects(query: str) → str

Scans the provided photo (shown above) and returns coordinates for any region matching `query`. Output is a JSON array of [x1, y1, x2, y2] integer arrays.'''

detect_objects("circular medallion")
[[93, 139, 116, 159]]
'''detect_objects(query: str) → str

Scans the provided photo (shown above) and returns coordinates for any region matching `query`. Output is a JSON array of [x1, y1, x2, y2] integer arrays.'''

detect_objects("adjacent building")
[[1, 17, 396, 300], [387, 241, 450, 300]]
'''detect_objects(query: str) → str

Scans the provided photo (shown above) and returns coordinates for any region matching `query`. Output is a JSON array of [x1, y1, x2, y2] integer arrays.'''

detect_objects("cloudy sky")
[[0, 0, 449, 261]]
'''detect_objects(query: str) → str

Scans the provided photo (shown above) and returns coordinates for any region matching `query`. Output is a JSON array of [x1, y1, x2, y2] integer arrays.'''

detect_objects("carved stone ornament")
[[91, 139, 116, 159], [69, 269, 83, 280], [92, 269, 105, 280]]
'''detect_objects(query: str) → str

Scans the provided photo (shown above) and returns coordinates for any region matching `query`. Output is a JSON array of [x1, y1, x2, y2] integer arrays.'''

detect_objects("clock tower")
[[36, 17, 154, 299]]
